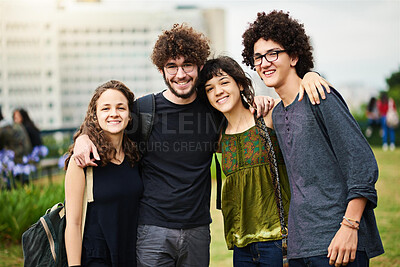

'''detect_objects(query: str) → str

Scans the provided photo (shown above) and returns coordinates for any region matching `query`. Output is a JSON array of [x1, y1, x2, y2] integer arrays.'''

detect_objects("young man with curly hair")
[[242, 10, 384, 267], [73, 23, 328, 267]]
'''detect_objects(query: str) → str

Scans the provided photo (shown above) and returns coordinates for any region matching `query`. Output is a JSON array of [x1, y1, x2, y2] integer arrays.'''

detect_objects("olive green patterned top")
[[220, 125, 290, 249]]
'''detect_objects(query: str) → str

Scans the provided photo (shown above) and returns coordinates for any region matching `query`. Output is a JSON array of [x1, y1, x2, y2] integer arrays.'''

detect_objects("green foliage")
[[42, 134, 72, 159], [386, 66, 400, 88], [386, 66, 400, 105], [0, 183, 64, 242], [388, 85, 400, 106], [352, 103, 368, 122]]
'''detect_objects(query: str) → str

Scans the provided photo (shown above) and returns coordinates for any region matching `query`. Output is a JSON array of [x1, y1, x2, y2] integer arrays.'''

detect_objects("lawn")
[[1, 147, 399, 266]]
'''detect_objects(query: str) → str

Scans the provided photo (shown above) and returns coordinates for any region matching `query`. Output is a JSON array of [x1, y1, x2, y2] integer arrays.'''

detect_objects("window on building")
[[48, 102, 53, 108], [63, 116, 72, 122]]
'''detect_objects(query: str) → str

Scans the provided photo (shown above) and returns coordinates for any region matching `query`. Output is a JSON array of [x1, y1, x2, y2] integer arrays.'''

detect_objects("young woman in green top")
[[198, 56, 328, 266]]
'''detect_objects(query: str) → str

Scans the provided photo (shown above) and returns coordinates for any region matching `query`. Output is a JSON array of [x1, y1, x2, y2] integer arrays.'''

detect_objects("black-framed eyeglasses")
[[252, 50, 287, 66], [164, 63, 195, 75]]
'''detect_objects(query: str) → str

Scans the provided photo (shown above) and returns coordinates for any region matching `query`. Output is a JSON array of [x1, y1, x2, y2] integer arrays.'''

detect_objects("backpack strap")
[[81, 166, 93, 238], [132, 94, 155, 155], [208, 109, 226, 210]]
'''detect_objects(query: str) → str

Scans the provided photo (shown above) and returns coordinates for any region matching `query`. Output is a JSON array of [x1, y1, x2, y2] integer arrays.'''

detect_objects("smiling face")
[[162, 56, 199, 102], [204, 70, 243, 115], [96, 89, 130, 137], [253, 38, 298, 90]]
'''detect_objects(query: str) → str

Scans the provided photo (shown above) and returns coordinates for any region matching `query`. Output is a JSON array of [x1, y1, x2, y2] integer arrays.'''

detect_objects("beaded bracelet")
[[340, 222, 360, 230]]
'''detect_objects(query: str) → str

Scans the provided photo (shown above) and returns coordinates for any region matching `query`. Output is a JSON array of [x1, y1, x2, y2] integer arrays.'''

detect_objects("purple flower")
[[27, 146, 49, 163], [13, 164, 24, 176], [5, 150, 15, 161], [23, 164, 35, 175], [39, 146, 49, 157], [58, 154, 68, 169], [0, 149, 15, 163], [6, 161, 15, 172], [31, 146, 40, 156]]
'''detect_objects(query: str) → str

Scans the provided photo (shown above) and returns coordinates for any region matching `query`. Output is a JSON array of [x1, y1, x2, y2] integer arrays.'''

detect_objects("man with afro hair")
[[242, 10, 384, 267]]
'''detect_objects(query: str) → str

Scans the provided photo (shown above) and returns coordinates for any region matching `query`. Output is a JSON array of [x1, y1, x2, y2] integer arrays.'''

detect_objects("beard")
[[163, 73, 197, 99]]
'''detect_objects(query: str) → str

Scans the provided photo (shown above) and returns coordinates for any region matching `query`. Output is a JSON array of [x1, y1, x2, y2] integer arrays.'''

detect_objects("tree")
[[386, 66, 400, 105]]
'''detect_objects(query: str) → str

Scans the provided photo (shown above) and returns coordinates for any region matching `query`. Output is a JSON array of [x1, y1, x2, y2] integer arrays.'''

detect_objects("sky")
[[105, 0, 400, 96]]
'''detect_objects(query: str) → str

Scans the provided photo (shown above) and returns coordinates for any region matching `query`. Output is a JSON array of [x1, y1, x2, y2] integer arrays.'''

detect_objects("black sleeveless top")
[[82, 159, 143, 266]]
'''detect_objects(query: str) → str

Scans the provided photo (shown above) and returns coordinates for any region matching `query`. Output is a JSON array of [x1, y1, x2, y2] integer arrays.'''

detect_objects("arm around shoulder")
[[73, 135, 100, 167]]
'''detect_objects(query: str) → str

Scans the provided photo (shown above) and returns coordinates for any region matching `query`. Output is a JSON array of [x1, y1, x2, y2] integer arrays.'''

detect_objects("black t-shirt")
[[137, 92, 220, 229]]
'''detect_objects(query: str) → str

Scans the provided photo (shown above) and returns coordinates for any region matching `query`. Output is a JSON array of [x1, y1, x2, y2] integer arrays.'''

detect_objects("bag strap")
[[81, 166, 93, 238], [215, 154, 222, 210], [254, 114, 288, 266]]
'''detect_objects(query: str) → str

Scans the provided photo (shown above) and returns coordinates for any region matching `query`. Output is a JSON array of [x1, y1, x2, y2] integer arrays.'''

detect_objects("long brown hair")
[[65, 80, 140, 169]]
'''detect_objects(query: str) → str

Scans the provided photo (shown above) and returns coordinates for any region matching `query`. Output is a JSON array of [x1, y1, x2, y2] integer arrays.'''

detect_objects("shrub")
[[0, 183, 64, 242]]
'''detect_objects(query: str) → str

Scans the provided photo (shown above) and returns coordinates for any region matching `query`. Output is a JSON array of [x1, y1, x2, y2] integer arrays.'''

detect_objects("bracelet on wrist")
[[343, 215, 360, 225], [340, 222, 359, 230]]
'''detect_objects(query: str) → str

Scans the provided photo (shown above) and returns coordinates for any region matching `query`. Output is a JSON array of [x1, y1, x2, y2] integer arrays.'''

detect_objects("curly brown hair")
[[151, 23, 210, 70], [198, 56, 255, 109], [242, 10, 314, 78], [65, 80, 140, 169]]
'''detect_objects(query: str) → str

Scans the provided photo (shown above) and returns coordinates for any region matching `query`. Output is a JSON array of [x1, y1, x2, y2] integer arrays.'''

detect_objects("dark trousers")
[[289, 251, 369, 267], [136, 224, 210, 267], [233, 240, 283, 267]]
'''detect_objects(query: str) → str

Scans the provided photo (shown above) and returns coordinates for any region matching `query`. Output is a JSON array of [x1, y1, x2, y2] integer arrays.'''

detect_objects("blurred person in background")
[[365, 97, 380, 138], [0, 106, 32, 163], [1, 106, 32, 187], [13, 108, 42, 150], [377, 92, 397, 151]]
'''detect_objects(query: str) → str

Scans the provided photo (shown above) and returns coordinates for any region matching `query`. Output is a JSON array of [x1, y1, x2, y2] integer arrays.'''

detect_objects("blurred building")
[[0, 0, 225, 129]]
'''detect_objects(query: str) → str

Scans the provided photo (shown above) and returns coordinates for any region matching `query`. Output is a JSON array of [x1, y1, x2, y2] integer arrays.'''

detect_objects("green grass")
[[369, 147, 400, 267], [1, 147, 399, 266]]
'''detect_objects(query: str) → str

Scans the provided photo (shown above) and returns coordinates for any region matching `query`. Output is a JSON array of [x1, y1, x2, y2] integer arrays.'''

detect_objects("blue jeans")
[[289, 251, 369, 267], [381, 116, 395, 145], [233, 240, 283, 267]]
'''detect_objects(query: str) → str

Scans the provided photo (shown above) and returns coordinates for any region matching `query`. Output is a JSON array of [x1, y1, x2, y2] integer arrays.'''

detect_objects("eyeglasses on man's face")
[[164, 63, 195, 75], [252, 50, 287, 66]]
